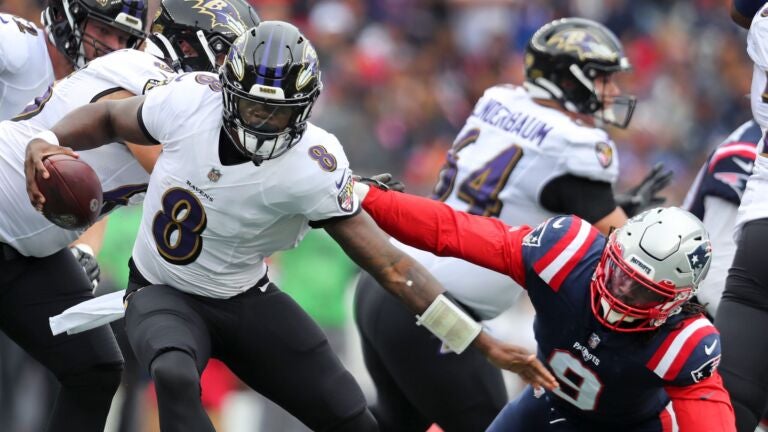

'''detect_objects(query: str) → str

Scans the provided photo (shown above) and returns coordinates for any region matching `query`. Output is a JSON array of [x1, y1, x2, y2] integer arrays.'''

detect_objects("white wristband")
[[32, 130, 60, 146], [416, 294, 482, 354], [71, 243, 95, 257]]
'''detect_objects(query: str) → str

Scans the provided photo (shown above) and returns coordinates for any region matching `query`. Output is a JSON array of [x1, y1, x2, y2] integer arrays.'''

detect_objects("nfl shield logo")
[[207, 168, 222, 183], [588, 333, 601, 349]]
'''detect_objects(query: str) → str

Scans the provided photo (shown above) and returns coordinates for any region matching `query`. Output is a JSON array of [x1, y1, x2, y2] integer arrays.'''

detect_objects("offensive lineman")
[[0, 1, 259, 431], [25, 21, 558, 432], [354, 17, 670, 431]]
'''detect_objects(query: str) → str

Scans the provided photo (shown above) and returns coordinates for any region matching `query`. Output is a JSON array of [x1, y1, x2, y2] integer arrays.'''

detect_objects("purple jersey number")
[[152, 187, 207, 265], [431, 128, 523, 217]]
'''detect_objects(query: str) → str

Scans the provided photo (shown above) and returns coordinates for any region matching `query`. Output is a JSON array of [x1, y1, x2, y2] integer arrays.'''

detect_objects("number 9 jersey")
[[133, 72, 360, 298]]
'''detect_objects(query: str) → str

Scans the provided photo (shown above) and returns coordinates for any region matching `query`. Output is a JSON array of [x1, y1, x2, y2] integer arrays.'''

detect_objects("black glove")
[[70, 244, 100, 291], [614, 163, 674, 217], [352, 173, 405, 192]]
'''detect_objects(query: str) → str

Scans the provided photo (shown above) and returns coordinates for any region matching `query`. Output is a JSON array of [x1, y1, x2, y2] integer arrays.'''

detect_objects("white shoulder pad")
[[546, 125, 619, 184], [0, 14, 44, 73], [268, 124, 359, 220], [140, 72, 222, 147], [88, 49, 177, 96], [749, 7, 768, 69]]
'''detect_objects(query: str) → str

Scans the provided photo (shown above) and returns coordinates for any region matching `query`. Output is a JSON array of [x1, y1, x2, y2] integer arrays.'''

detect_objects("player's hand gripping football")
[[474, 332, 559, 391], [25, 137, 78, 211], [614, 162, 674, 217]]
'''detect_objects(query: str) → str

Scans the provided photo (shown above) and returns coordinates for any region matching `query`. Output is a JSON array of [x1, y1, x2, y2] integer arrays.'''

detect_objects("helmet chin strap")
[[148, 33, 182, 72], [524, 79, 579, 113]]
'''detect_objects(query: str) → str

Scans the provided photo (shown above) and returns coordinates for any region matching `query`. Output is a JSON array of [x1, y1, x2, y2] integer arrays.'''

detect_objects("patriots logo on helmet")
[[686, 241, 712, 285], [187, 0, 246, 35]]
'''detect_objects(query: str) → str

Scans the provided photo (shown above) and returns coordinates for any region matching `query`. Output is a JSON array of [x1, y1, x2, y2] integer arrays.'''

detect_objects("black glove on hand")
[[615, 163, 674, 217], [352, 173, 405, 192], [70, 244, 100, 291]]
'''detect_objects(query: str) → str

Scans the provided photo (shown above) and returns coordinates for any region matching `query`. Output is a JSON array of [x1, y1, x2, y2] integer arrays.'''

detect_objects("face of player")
[[594, 74, 620, 107], [237, 99, 294, 134], [81, 19, 135, 62]]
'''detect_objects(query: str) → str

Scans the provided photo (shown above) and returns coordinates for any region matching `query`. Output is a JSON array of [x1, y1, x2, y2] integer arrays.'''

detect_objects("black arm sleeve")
[[540, 174, 617, 224]]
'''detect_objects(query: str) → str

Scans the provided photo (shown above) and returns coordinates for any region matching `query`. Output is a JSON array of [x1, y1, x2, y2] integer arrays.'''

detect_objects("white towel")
[[49, 291, 125, 336]]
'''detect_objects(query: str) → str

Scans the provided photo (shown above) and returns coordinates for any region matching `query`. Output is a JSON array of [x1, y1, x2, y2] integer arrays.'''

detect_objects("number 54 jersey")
[[396, 84, 619, 319], [132, 72, 360, 298]]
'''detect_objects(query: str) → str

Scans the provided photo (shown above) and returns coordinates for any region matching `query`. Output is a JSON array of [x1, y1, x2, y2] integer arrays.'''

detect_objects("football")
[[36, 154, 103, 230]]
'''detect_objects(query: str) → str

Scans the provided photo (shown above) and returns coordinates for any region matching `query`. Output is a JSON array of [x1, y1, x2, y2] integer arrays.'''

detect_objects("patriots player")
[[24, 21, 557, 432], [354, 17, 671, 432], [0, 2, 259, 431], [682, 120, 759, 318], [354, 182, 737, 431], [715, 5, 768, 431]]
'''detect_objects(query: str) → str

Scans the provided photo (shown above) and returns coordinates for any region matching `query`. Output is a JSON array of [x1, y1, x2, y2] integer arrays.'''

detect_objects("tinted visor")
[[236, 98, 300, 134], [604, 259, 666, 308]]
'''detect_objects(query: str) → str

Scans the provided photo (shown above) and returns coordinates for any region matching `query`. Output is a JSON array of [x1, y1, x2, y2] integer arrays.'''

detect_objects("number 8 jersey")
[[133, 72, 360, 298]]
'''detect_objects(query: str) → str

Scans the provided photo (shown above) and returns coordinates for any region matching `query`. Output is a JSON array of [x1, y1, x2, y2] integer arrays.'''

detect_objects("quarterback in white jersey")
[[0, 13, 54, 120], [354, 18, 672, 432], [25, 22, 556, 432]]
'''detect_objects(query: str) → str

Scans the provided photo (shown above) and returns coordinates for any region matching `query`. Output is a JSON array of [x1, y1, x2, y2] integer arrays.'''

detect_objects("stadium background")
[[0, 0, 754, 431]]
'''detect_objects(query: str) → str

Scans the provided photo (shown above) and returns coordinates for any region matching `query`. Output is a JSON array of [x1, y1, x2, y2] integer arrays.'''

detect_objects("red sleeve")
[[362, 187, 530, 285], [664, 372, 736, 432]]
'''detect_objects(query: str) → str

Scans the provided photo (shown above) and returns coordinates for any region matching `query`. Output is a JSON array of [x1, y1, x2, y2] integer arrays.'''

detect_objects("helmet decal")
[[296, 43, 319, 91], [686, 241, 712, 285], [545, 29, 619, 62], [226, 37, 246, 81], [187, 0, 246, 35]]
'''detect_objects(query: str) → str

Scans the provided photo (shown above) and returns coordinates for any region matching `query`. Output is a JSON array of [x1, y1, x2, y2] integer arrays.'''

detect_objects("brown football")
[[36, 154, 103, 230]]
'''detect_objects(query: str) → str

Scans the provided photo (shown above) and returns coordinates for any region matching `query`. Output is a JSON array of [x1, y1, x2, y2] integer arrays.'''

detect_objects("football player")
[[682, 119, 759, 319], [24, 21, 558, 432], [1, 0, 146, 120], [354, 17, 671, 431], [354, 182, 736, 431], [716, 5, 768, 431], [0, 1, 259, 431]]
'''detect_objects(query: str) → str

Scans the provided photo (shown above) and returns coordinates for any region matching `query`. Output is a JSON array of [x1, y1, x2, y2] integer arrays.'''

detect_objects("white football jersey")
[[400, 84, 619, 319], [0, 13, 55, 120], [737, 7, 768, 237], [0, 49, 176, 257], [132, 72, 360, 298]]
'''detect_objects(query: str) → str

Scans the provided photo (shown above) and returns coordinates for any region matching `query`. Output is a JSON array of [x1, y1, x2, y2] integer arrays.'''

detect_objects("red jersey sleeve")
[[362, 187, 530, 285], [664, 372, 736, 431]]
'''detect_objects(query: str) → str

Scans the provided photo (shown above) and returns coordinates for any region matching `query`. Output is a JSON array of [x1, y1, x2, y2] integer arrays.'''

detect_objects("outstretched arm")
[[356, 184, 528, 284], [665, 373, 736, 431], [324, 211, 558, 390], [25, 95, 153, 209]]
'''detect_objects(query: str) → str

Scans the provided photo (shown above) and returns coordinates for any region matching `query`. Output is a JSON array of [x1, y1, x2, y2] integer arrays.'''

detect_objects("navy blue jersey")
[[519, 216, 721, 425], [684, 120, 759, 219]]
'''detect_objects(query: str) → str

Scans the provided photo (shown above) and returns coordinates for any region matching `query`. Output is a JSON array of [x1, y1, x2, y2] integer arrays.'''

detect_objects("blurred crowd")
[[0, 0, 756, 430], [1, 0, 752, 200]]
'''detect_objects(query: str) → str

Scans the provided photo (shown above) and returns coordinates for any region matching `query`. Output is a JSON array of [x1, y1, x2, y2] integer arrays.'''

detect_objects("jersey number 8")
[[152, 188, 207, 265]]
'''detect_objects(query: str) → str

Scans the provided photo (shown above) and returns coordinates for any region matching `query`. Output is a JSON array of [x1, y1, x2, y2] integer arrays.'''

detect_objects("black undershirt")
[[539, 174, 617, 224]]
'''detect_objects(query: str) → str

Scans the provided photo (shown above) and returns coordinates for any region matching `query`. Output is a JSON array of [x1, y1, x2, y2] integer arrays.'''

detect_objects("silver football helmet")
[[591, 207, 712, 332]]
